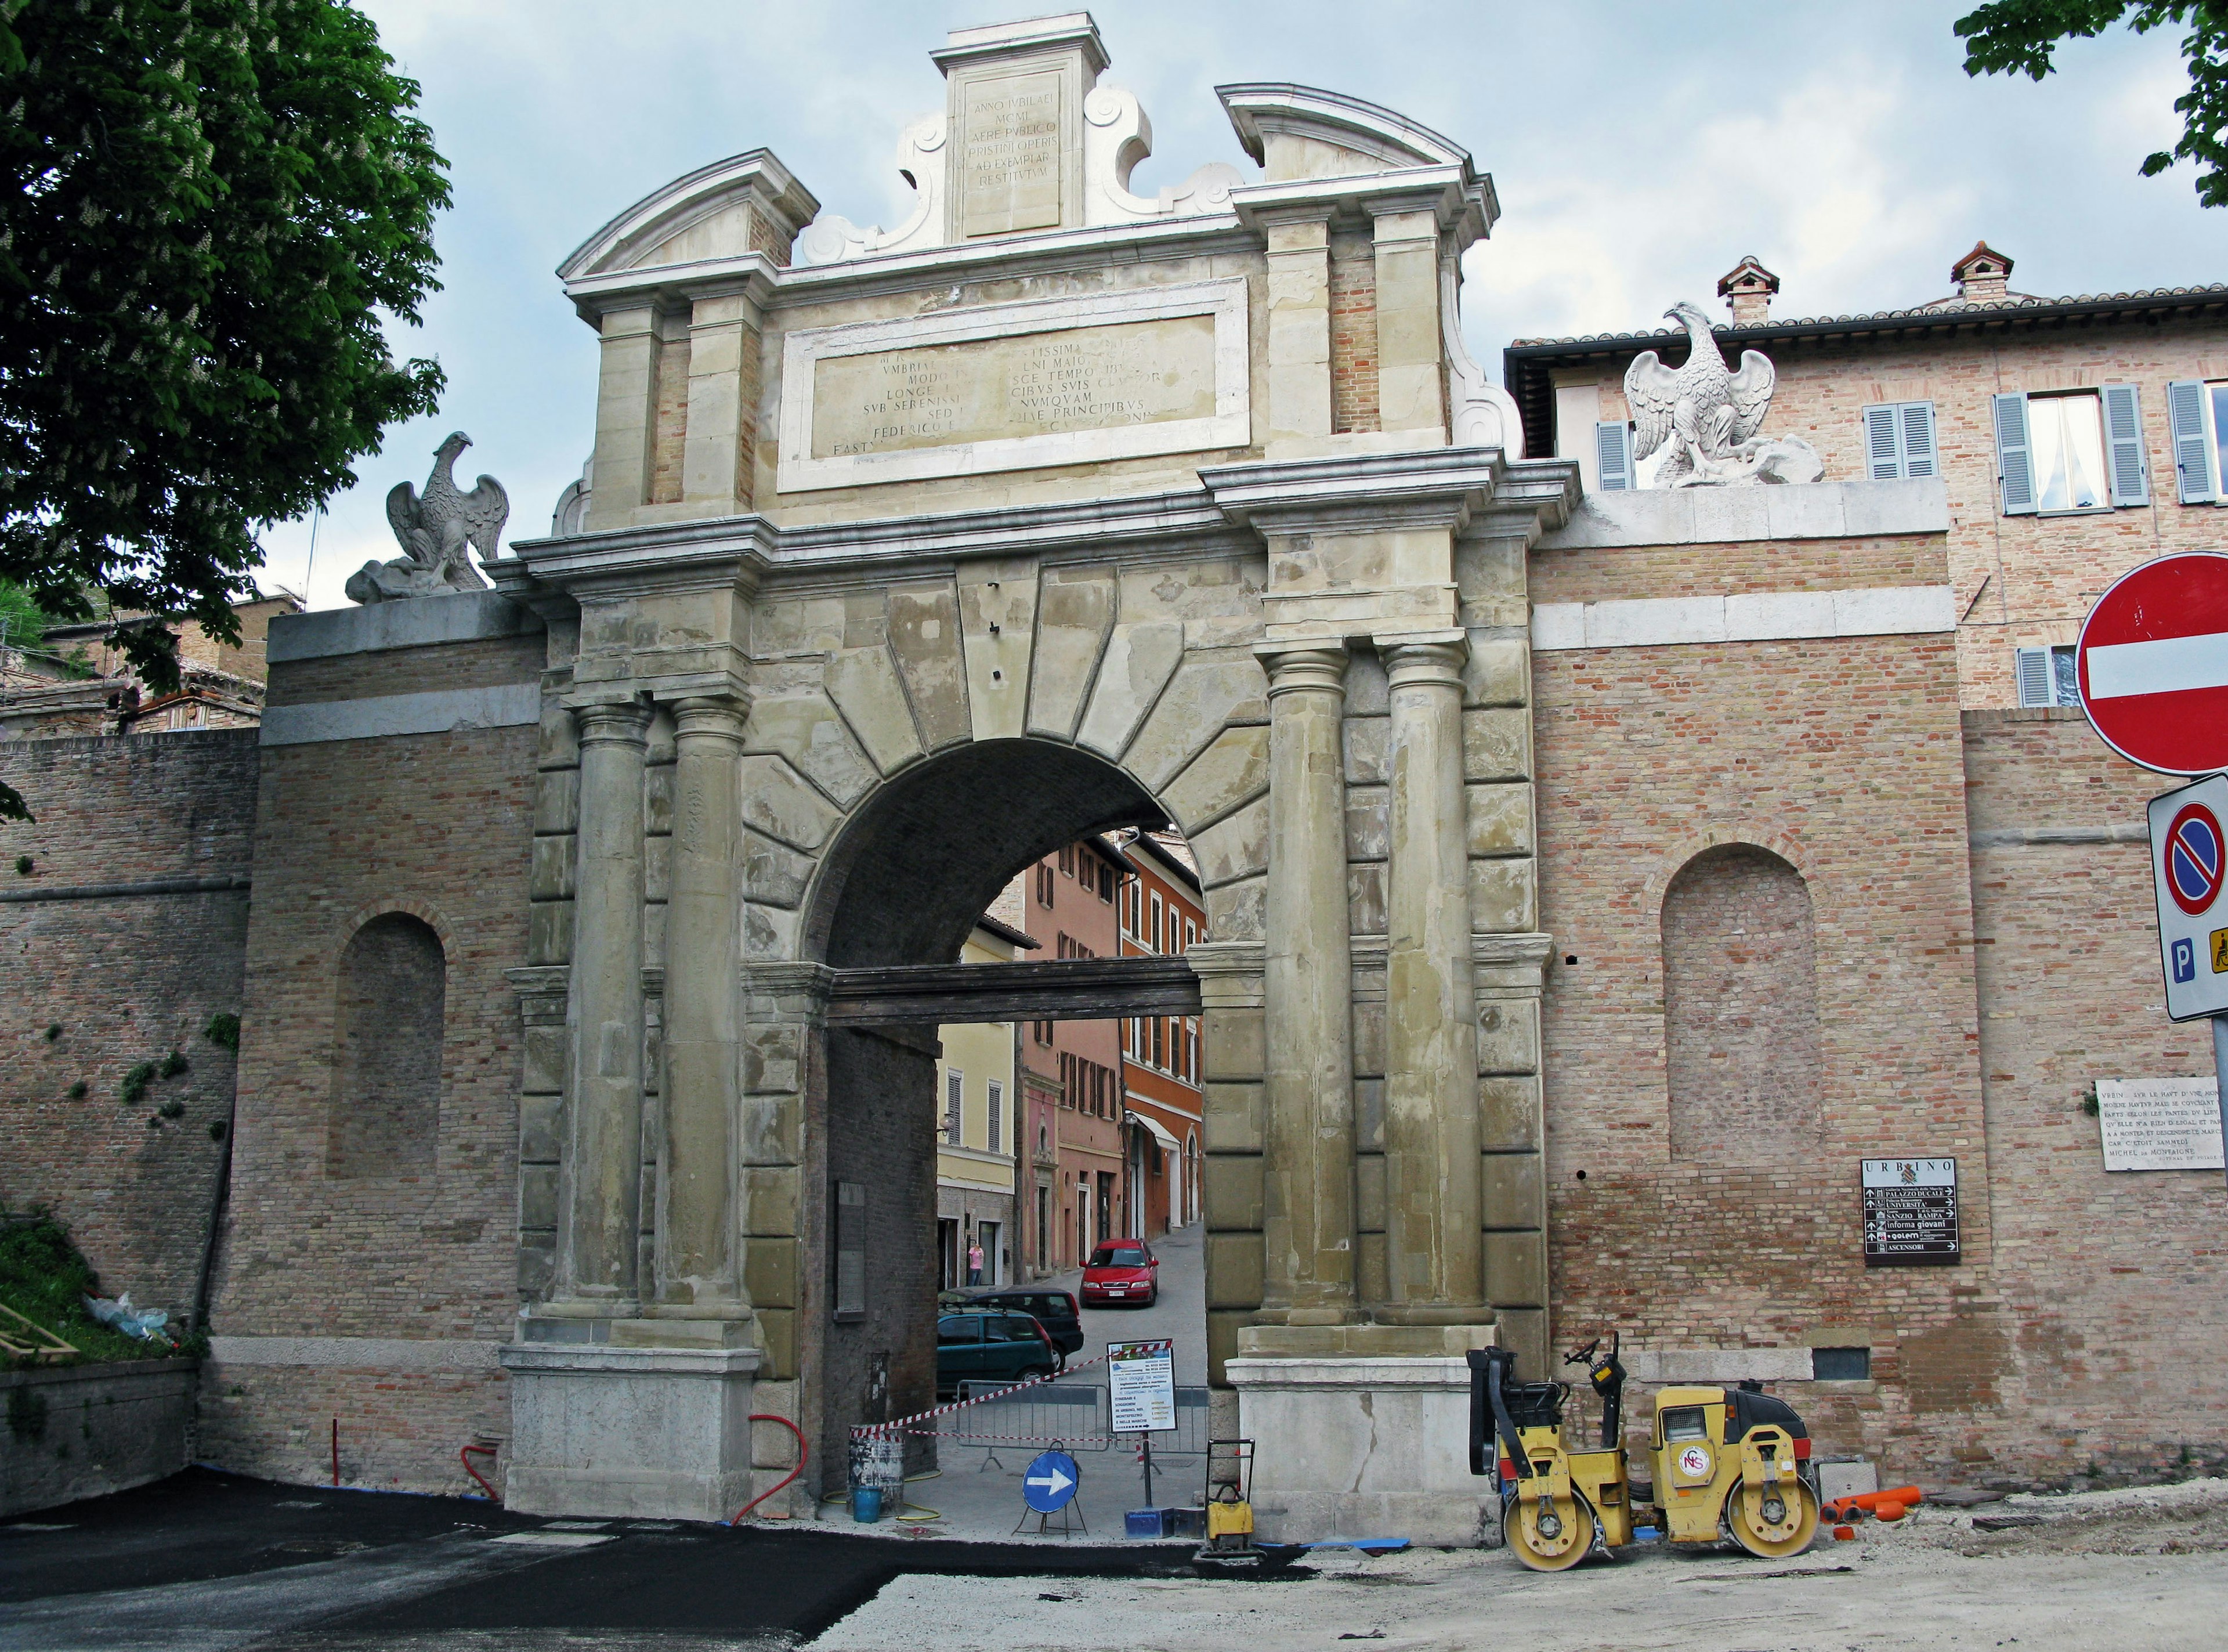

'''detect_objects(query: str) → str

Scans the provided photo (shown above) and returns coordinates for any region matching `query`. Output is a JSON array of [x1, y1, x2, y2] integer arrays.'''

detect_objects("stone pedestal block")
[[500, 1341, 758, 1521], [1226, 1354, 1493, 1547]]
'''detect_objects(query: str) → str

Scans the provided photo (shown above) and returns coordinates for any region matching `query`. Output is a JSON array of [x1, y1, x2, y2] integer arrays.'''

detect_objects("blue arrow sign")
[[1022, 1449, 1080, 1513]]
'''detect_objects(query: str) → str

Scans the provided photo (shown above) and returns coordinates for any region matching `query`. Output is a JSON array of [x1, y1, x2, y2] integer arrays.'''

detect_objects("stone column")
[[1258, 643, 1357, 1323], [556, 697, 651, 1311], [1377, 634, 1483, 1323], [657, 693, 748, 1313]]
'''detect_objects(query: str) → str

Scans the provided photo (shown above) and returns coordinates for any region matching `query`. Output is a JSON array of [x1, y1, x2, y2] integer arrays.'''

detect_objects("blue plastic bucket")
[[851, 1485, 884, 1523]]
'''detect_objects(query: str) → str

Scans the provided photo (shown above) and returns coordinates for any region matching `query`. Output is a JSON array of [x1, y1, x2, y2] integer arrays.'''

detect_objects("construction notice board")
[[1861, 1158, 1959, 1266], [1107, 1339, 1176, 1433]]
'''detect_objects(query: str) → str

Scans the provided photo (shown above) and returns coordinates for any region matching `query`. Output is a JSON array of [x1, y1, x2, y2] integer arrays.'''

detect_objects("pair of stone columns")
[[553, 693, 751, 1322], [1258, 635, 1481, 1326]]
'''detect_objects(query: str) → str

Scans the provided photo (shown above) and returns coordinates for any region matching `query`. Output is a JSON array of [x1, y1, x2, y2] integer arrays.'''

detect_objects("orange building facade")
[[1117, 831, 1205, 1238]]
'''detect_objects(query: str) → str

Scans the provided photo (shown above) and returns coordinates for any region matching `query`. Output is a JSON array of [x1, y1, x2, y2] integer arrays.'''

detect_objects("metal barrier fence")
[[940, 1380, 1213, 1454]]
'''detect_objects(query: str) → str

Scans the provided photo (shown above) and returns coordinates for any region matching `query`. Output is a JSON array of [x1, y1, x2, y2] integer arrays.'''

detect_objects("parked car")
[[965, 1287, 1084, 1358], [1080, 1239, 1158, 1307], [935, 1310, 1058, 1397]]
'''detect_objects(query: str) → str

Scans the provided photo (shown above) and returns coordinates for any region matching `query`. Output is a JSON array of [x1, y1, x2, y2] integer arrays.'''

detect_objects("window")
[[945, 1069, 964, 1144], [1186, 1020, 1199, 1084], [328, 913, 444, 1179], [2167, 379, 2228, 504], [2015, 645, 2080, 708], [1058, 843, 1075, 876], [1036, 862, 1054, 908], [1098, 862, 1116, 902], [1862, 401, 1936, 479], [1992, 386, 2147, 515], [1184, 918, 1196, 952], [1813, 1346, 1871, 1382], [986, 1079, 1003, 1154], [1034, 1018, 1052, 1045], [1151, 1016, 1164, 1070], [1596, 420, 1635, 491], [1150, 893, 1163, 953]]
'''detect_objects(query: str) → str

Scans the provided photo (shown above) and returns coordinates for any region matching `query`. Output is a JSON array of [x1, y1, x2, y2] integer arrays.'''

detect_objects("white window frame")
[[2168, 378, 2228, 505], [1994, 386, 2147, 516], [1149, 892, 1163, 955], [2014, 644, 2080, 708]]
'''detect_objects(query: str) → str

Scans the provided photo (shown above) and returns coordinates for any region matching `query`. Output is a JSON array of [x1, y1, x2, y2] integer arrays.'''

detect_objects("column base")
[[1237, 1322, 1492, 1357], [499, 1337, 759, 1521], [1226, 1350, 1495, 1547]]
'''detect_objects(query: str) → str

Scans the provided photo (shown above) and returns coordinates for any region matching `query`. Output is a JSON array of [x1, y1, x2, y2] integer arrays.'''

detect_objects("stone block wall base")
[[1226, 1354, 1492, 1547], [499, 1341, 758, 1521]]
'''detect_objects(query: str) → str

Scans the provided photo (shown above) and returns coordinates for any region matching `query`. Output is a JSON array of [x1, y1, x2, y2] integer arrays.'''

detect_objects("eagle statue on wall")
[[345, 432, 512, 603], [1622, 301, 1821, 487]]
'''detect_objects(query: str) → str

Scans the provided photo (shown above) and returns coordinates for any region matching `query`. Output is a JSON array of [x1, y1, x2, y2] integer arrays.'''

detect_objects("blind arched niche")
[[328, 912, 446, 1178], [1661, 844, 1824, 1165]]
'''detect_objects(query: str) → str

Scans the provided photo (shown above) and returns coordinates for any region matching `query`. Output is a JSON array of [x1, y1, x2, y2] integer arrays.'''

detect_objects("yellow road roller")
[[1466, 1335, 1820, 1570]]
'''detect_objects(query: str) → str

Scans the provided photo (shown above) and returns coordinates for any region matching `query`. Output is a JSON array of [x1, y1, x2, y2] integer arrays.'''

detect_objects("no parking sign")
[[2151, 774, 2228, 1022]]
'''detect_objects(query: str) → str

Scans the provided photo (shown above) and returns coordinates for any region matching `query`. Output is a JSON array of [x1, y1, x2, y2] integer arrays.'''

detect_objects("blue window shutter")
[[2014, 648, 2053, 708], [1596, 421, 1633, 491], [2102, 382, 2149, 507], [1994, 393, 2036, 515], [1900, 401, 1937, 479], [1864, 404, 1903, 479], [2168, 379, 2216, 503]]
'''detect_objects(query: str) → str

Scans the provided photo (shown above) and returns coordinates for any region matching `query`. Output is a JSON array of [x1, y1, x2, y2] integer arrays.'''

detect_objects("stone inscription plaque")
[[2096, 1078, 2225, 1171], [960, 71, 1063, 237], [810, 315, 1218, 461], [1860, 1157, 1959, 1267]]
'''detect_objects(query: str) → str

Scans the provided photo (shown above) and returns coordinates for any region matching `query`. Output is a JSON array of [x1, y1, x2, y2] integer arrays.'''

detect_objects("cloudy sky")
[[259, 0, 2226, 606]]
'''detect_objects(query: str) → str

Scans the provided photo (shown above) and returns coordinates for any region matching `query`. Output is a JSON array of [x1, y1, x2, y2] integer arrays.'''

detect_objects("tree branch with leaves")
[[0, 0, 450, 820]]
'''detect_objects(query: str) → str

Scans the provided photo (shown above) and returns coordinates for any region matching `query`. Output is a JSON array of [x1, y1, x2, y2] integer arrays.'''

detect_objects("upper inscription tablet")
[[960, 72, 1064, 237], [811, 316, 1217, 461]]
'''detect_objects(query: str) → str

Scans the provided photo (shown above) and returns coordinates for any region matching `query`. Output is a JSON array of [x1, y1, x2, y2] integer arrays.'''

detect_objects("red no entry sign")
[[2076, 552, 2228, 775]]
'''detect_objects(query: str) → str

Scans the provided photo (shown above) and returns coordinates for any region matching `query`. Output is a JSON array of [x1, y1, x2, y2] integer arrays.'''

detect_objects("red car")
[[1080, 1239, 1159, 1307]]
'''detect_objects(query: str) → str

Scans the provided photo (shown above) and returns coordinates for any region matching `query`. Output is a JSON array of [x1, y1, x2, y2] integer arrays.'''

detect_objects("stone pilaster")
[[655, 693, 750, 1315], [1257, 642, 1357, 1324], [681, 294, 761, 515], [1261, 210, 1334, 454], [1368, 205, 1447, 438], [1377, 634, 1484, 1323], [588, 306, 659, 529], [554, 697, 651, 1313]]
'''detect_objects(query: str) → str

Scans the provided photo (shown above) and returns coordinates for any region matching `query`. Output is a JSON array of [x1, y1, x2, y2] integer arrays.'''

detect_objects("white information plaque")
[[1106, 1338, 1176, 1434], [2096, 1077, 2225, 1172]]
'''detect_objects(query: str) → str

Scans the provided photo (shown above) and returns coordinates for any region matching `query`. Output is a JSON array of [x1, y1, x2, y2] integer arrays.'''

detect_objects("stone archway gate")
[[482, 21, 1575, 1545]]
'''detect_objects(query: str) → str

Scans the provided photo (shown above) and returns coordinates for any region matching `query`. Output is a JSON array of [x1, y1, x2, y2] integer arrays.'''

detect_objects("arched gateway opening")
[[798, 738, 1210, 1492]]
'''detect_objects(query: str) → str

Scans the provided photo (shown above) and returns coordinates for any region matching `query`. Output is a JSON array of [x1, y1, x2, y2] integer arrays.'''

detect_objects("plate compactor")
[[1466, 1334, 1821, 1571]]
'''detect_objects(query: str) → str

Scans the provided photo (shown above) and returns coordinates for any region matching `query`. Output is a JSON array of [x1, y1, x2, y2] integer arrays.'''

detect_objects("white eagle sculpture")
[[1623, 301, 1823, 487], [345, 431, 511, 603]]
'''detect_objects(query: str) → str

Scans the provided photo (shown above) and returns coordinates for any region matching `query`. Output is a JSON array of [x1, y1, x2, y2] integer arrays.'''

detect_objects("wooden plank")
[[824, 956, 1200, 1026]]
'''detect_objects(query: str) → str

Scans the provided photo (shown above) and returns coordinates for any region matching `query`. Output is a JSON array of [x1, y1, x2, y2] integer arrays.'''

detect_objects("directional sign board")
[[2151, 773, 2228, 1021], [1861, 1158, 1960, 1266], [1022, 1449, 1080, 1513], [2076, 552, 2228, 776], [1106, 1339, 1176, 1434]]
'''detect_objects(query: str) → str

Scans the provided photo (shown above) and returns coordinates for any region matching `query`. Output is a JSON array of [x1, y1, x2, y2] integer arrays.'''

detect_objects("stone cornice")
[[1229, 167, 1488, 249], [1202, 446, 1572, 537]]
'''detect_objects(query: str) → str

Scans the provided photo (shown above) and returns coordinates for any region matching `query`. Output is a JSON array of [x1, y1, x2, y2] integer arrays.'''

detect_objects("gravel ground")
[[806, 1477, 2228, 1652]]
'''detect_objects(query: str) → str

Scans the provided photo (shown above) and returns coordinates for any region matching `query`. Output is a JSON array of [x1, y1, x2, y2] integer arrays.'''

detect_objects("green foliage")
[[208, 1117, 227, 1141], [118, 1060, 157, 1106], [202, 1012, 239, 1053], [158, 1049, 187, 1079], [12, 855, 28, 877], [66, 1081, 85, 1100], [0, 1212, 190, 1366], [155, 1097, 184, 1119], [1957, 2, 2228, 205], [0, 0, 453, 823], [42, 1022, 59, 1042]]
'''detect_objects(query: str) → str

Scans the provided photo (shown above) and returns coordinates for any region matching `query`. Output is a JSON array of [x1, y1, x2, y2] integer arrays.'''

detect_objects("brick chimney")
[[1951, 241, 2013, 305], [1716, 255, 1780, 326]]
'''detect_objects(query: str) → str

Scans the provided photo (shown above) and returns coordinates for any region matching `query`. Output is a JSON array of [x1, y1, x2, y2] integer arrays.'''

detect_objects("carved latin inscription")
[[960, 72, 1064, 237], [809, 315, 1217, 461]]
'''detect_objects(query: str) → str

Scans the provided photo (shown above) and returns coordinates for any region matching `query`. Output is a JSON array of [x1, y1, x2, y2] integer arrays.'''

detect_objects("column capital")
[[1377, 630, 1469, 691], [1254, 640, 1349, 699], [668, 692, 751, 745], [572, 697, 652, 748]]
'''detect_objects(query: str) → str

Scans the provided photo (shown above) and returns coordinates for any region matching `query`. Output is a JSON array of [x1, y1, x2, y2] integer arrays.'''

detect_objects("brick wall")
[[1962, 707, 2228, 1480], [1329, 228, 1380, 435], [1533, 598, 1994, 1485], [0, 730, 258, 1315], [198, 629, 538, 1492]]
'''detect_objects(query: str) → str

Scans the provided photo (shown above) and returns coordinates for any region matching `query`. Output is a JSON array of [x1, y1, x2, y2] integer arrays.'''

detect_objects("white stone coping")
[[775, 277, 1250, 494], [1223, 1355, 1474, 1390], [207, 1335, 502, 1371], [1620, 1347, 1816, 1383], [265, 590, 540, 662], [1531, 585, 1955, 651], [1534, 478, 1948, 549], [260, 684, 542, 746], [499, 1344, 762, 1378]]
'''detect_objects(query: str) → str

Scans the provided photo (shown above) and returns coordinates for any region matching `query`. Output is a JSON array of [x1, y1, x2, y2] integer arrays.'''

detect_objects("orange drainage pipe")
[[461, 1442, 501, 1503], [729, 1414, 807, 1524], [1826, 1485, 1923, 1521]]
